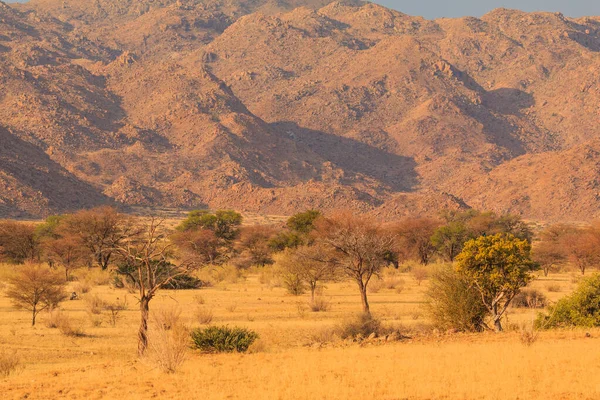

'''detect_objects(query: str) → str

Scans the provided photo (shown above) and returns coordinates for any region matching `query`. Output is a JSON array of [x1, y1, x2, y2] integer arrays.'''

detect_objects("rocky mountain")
[[1, 0, 600, 221]]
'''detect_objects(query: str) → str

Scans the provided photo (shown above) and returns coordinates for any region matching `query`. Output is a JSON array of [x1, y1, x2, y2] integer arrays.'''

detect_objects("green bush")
[[426, 265, 488, 332], [191, 326, 259, 353], [536, 274, 600, 329]]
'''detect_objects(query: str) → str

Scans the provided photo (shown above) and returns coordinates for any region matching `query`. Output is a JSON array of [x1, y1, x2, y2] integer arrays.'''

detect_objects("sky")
[[376, 0, 600, 19], [4, 0, 600, 20]]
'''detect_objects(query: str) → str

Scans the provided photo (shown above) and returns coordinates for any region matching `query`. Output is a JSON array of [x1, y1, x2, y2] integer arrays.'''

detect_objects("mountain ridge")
[[1, 0, 600, 221]]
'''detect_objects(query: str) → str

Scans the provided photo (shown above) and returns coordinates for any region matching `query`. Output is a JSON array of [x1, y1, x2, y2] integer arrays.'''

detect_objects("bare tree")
[[316, 212, 394, 314], [113, 217, 197, 356], [6, 264, 67, 326]]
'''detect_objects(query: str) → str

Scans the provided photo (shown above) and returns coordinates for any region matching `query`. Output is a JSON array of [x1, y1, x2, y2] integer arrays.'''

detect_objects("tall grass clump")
[[148, 324, 189, 374], [0, 350, 21, 377]]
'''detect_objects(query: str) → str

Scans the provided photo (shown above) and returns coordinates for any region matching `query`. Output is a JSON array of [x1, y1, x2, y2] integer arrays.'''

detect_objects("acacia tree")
[[0, 221, 40, 263], [42, 234, 90, 280], [393, 218, 441, 265], [235, 225, 277, 268], [172, 229, 226, 266], [559, 229, 600, 275], [317, 213, 394, 314], [275, 244, 337, 303], [61, 207, 131, 270], [6, 264, 67, 326], [114, 217, 197, 356], [455, 233, 537, 332]]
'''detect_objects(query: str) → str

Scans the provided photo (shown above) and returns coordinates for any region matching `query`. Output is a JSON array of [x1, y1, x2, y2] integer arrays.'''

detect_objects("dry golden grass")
[[0, 264, 599, 399]]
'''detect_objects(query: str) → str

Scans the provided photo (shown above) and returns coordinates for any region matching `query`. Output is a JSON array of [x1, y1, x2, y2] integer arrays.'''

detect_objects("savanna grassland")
[[1, 264, 599, 400]]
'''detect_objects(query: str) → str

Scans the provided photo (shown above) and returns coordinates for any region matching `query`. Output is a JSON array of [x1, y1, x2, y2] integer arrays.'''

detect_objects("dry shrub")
[[104, 297, 128, 326], [367, 279, 384, 294], [384, 277, 405, 290], [0, 350, 21, 377], [193, 294, 205, 305], [57, 315, 86, 337], [153, 306, 182, 331], [337, 313, 392, 340], [226, 303, 238, 313], [520, 328, 538, 346], [85, 294, 106, 314], [73, 281, 92, 294], [200, 264, 245, 285], [412, 266, 429, 286], [309, 326, 339, 344], [45, 308, 67, 329], [148, 324, 189, 374], [309, 297, 331, 312], [195, 307, 214, 325], [512, 289, 547, 309], [247, 338, 269, 353], [546, 283, 561, 292]]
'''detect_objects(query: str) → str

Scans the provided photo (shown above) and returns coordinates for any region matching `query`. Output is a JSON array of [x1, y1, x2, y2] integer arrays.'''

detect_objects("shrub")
[[546, 283, 561, 292], [148, 324, 189, 374], [85, 294, 106, 315], [74, 281, 92, 294], [367, 278, 384, 293], [195, 307, 214, 325], [512, 289, 547, 309], [425, 266, 487, 332], [160, 273, 205, 290], [152, 306, 182, 331], [282, 272, 305, 296], [412, 266, 429, 286], [45, 308, 67, 329], [337, 313, 390, 339], [309, 297, 330, 312], [536, 274, 600, 329], [103, 297, 128, 326], [0, 349, 21, 377], [384, 277, 405, 290], [191, 326, 259, 353], [57, 315, 86, 337]]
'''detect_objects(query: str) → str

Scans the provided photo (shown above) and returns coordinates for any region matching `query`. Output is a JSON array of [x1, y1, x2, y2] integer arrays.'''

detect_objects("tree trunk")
[[359, 283, 370, 315], [138, 296, 150, 356], [492, 303, 502, 332], [32, 305, 37, 326], [310, 285, 316, 304]]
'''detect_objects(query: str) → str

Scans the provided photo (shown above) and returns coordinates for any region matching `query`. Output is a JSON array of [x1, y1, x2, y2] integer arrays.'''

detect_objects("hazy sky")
[[376, 0, 600, 19], [5, 0, 600, 19]]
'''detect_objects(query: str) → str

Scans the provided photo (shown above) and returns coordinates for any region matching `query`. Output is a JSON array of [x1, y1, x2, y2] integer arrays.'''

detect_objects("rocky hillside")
[[2, 0, 600, 221]]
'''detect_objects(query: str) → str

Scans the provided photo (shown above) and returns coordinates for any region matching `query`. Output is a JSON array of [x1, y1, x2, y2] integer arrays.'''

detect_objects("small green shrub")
[[537, 274, 600, 329], [512, 289, 547, 309], [191, 326, 259, 353]]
